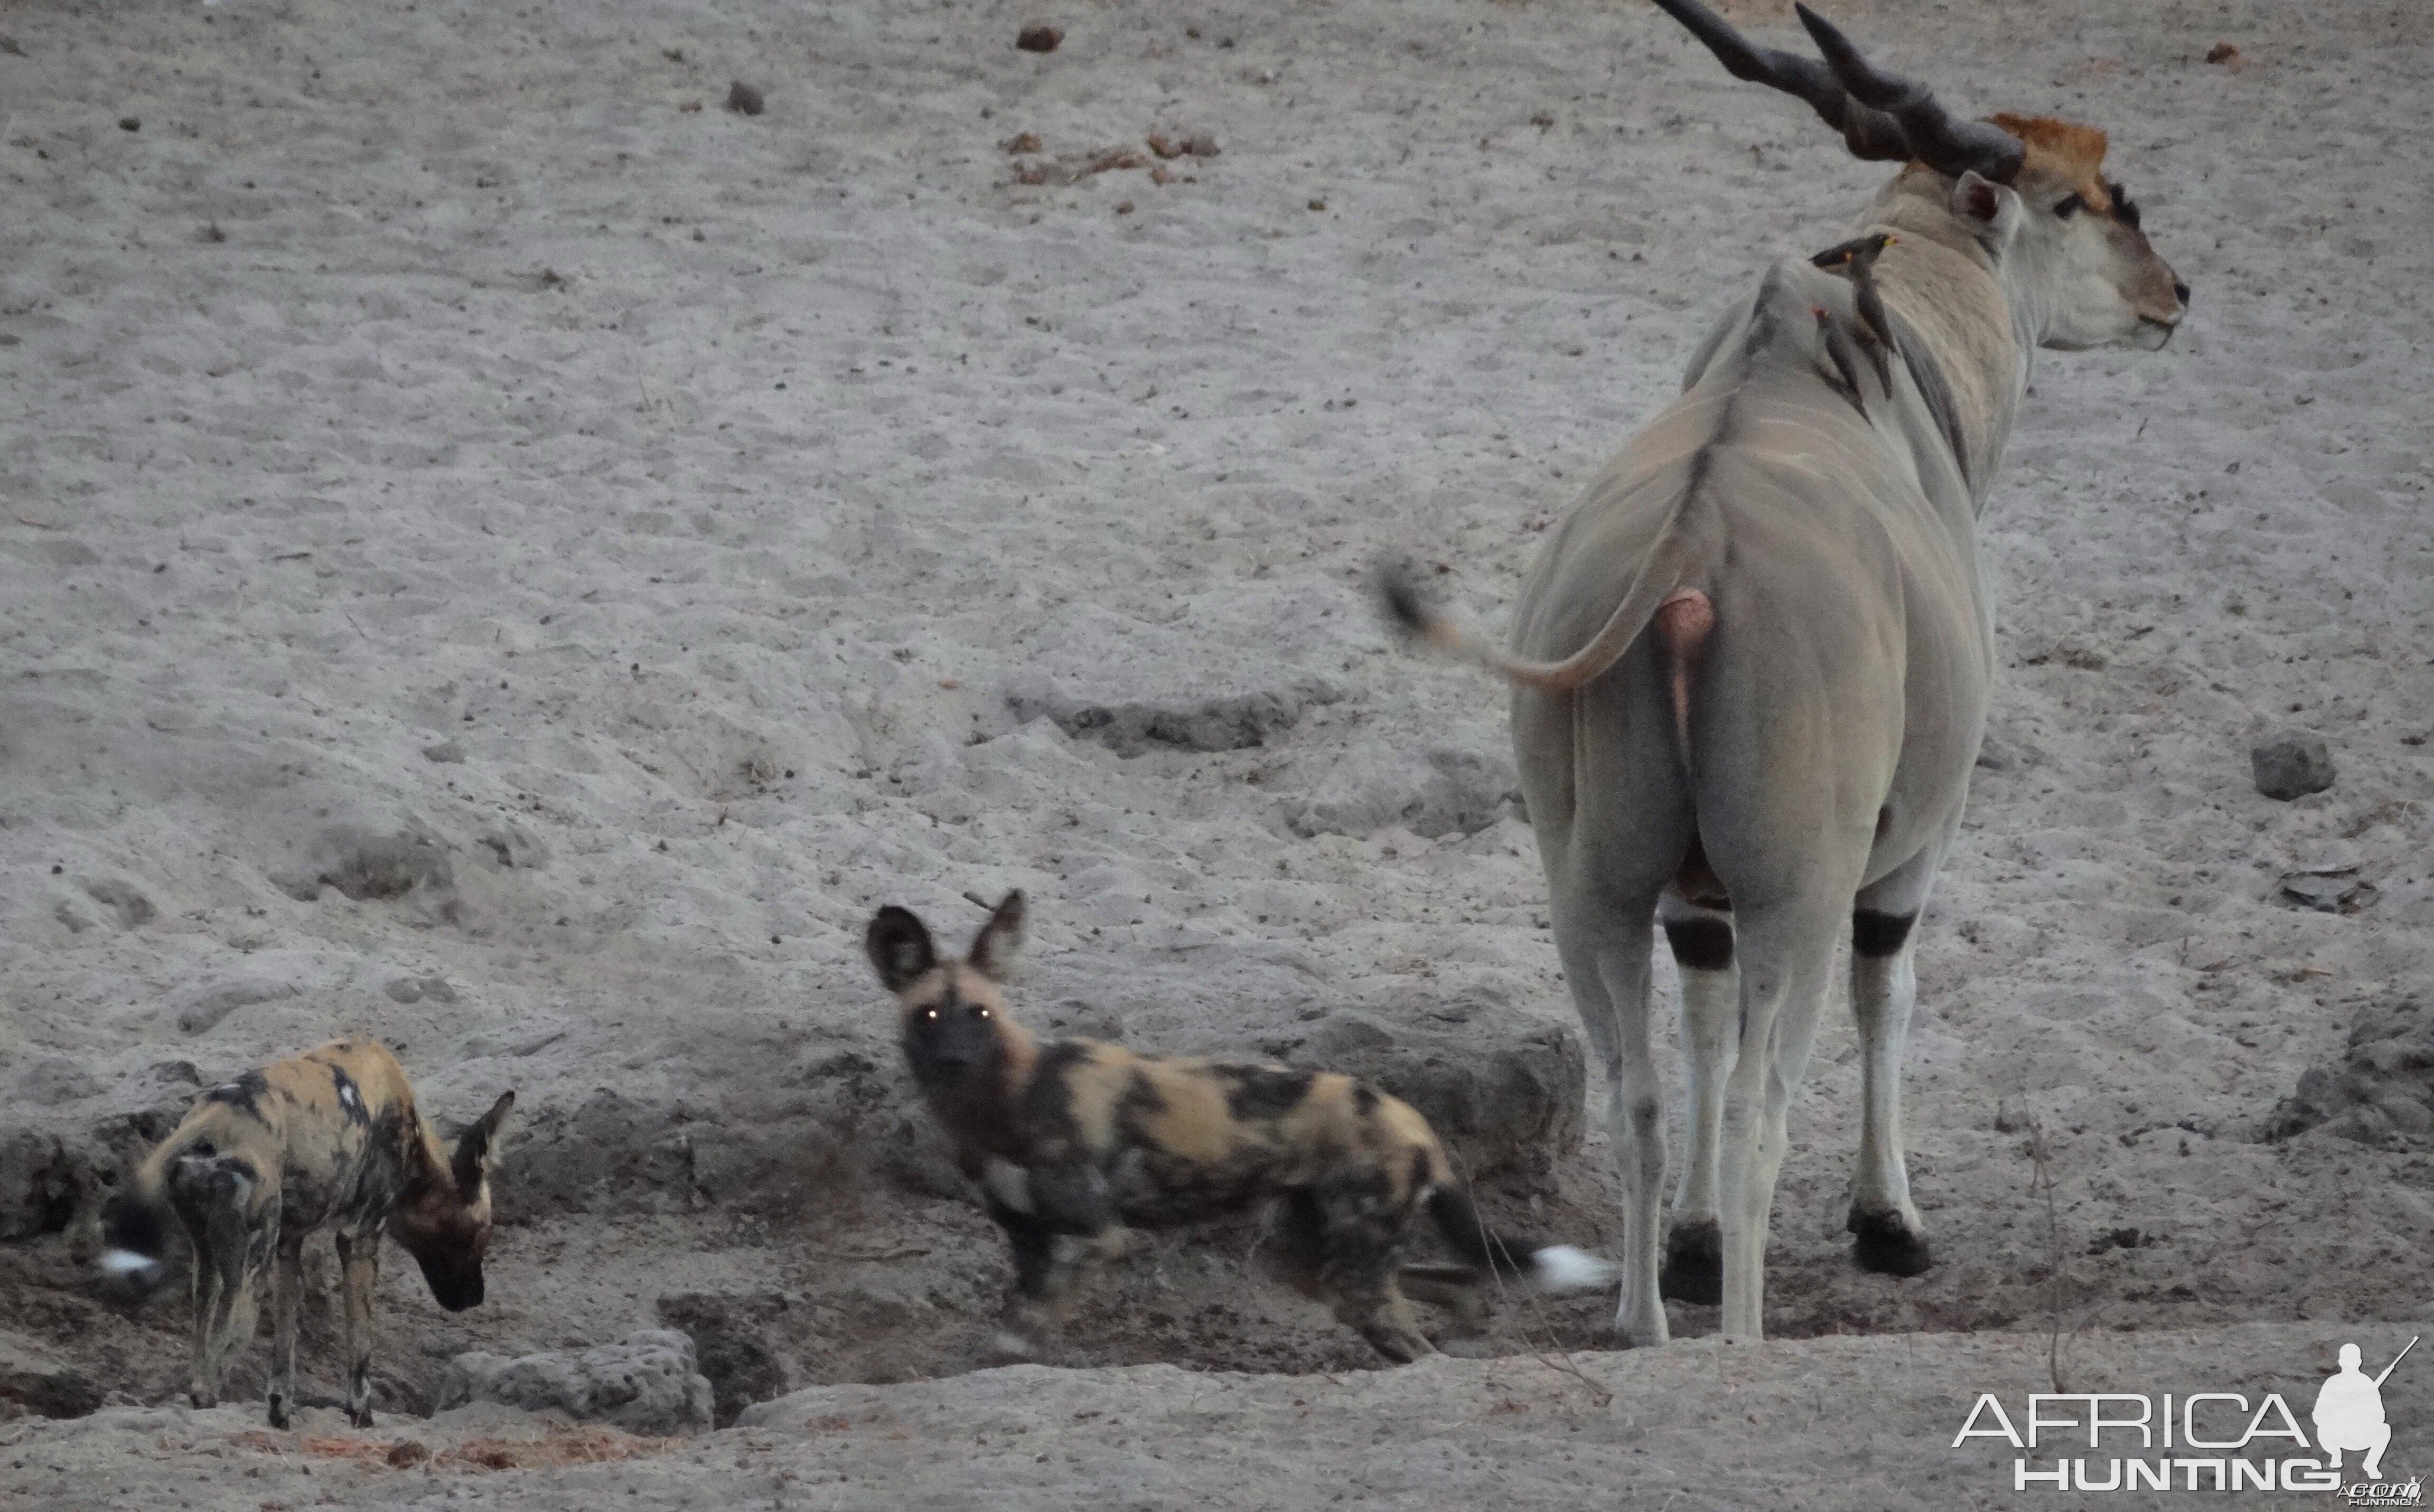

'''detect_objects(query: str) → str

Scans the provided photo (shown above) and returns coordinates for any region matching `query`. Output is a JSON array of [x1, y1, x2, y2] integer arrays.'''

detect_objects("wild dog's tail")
[[97, 1156, 182, 1300], [1426, 1186, 1617, 1294], [1374, 517, 1701, 696]]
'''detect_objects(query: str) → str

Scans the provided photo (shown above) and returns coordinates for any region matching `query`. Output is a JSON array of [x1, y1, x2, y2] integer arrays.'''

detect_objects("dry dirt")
[[1, 0, 2430, 1503]]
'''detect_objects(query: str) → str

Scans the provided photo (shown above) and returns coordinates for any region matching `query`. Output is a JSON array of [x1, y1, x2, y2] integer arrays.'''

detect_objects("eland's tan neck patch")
[[1988, 113, 2112, 209]]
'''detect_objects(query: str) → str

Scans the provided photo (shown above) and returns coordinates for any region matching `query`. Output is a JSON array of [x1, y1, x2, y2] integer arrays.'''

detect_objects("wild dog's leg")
[[1257, 1188, 1331, 1302], [189, 1177, 266, 1411], [335, 1230, 380, 1428], [1396, 1264, 1487, 1332], [266, 1226, 306, 1429], [185, 1233, 224, 1409], [1314, 1187, 1433, 1363], [1552, 897, 1666, 1347], [1659, 893, 1736, 1307], [1716, 897, 1847, 1340], [1845, 836, 1951, 1276]]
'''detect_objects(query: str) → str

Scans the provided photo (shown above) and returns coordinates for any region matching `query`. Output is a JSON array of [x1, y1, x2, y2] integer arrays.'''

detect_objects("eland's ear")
[[1950, 170, 2023, 253], [866, 906, 939, 993], [966, 891, 1026, 982], [451, 1090, 515, 1196]]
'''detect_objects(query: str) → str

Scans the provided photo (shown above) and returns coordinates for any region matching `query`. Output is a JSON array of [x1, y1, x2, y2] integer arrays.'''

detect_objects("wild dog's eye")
[[925, 1008, 938, 1019], [2054, 193, 2083, 220], [977, 1007, 990, 1018]]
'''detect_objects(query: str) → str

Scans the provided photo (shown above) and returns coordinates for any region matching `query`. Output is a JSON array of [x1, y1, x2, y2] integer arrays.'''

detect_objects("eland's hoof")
[[1848, 1208, 1933, 1276], [1659, 1218, 1723, 1305]]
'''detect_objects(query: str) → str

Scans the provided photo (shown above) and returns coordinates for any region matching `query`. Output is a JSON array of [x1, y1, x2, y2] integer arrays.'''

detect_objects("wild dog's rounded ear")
[[451, 1090, 515, 1196], [1950, 170, 2023, 253], [867, 906, 939, 992], [967, 890, 1026, 981]]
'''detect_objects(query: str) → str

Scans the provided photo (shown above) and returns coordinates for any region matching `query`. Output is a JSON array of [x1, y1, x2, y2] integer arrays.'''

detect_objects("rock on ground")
[[432, 1331, 714, 1437], [2251, 728, 2337, 800], [2266, 998, 2434, 1147]]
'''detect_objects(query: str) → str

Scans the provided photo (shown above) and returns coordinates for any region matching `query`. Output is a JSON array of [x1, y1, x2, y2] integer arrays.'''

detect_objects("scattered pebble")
[[118, 116, 139, 132], [1146, 132, 1183, 159], [1017, 23, 1062, 54], [2206, 42, 2240, 64], [2251, 728, 2335, 800], [725, 81, 764, 116], [1115, 201, 1135, 215], [1003, 130, 1043, 155], [1308, 198, 1326, 212]]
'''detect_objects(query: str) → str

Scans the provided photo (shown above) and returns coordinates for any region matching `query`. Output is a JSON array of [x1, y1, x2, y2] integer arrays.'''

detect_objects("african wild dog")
[[98, 1040, 513, 1428], [867, 892, 1614, 1362]]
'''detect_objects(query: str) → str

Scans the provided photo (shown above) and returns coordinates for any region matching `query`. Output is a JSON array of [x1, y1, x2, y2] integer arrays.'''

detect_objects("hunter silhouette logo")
[[1951, 1334, 2419, 1494], [2318, 1337, 2413, 1492]]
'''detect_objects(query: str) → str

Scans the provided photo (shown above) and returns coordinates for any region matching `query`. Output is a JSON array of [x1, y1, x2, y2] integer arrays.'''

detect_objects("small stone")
[[1308, 198, 1326, 212], [725, 81, 764, 116], [118, 117, 139, 132], [1016, 23, 1062, 53], [1001, 131, 1042, 154], [2251, 729, 2335, 800], [385, 1441, 430, 1468], [422, 738, 466, 764], [2205, 42, 2240, 64]]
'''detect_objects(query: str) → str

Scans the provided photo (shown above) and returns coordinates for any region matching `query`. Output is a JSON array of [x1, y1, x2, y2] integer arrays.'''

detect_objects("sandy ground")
[[2, 0, 2432, 1501], [4, 1324, 2429, 1509]]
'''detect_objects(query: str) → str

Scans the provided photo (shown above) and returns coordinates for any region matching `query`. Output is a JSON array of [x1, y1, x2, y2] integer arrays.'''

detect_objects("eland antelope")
[[1380, 0, 2184, 1344]]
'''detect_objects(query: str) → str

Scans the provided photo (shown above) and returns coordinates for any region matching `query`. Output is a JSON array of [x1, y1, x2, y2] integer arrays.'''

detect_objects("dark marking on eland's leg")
[[1851, 909, 1915, 959], [1847, 1207, 1933, 1276], [1659, 1216, 1723, 1306], [1664, 917, 1735, 973]]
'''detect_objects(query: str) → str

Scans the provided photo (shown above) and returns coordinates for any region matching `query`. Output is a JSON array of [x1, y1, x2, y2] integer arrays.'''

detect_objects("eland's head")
[[1652, 0, 2186, 350]]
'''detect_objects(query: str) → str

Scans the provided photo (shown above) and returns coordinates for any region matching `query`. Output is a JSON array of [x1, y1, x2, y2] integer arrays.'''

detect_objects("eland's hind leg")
[[1716, 897, 1847, 1340], [1553, 897, 1666, 1346], [1659, 895, 1736, 1306], [1845, 837, 1952, 1276]]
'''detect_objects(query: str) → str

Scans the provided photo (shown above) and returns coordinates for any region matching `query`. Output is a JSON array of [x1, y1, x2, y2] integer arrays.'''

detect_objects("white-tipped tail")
[[100, 1248, 158, 1278], [1529, 1245, 1619, 1293]]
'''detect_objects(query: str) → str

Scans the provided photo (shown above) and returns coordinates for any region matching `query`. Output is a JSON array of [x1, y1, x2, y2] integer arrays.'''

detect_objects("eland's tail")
[[1375, 515, 1704, 698]]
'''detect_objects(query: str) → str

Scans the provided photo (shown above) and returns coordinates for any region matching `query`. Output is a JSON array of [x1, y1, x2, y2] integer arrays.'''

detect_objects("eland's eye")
[[2054, 193, 2083, 220]]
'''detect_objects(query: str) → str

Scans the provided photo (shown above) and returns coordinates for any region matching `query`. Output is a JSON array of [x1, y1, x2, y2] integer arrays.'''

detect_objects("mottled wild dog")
[[866, 892, 1614, 1361], [98, 1040, 513, 1428]]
